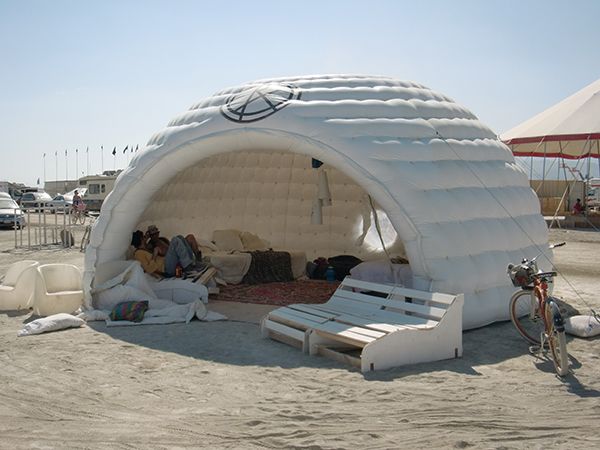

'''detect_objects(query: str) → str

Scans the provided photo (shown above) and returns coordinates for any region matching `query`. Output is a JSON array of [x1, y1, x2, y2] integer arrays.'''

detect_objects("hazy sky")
[[1, 0, 599, 187]]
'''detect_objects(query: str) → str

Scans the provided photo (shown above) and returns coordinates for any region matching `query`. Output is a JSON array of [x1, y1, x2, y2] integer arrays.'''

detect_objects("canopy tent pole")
[[541, 141, 547, 185], [530, 155, 533, 179]]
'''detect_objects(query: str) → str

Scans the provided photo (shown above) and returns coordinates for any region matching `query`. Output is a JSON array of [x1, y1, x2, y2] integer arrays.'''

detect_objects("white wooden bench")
[[261, 277, 464, 372]]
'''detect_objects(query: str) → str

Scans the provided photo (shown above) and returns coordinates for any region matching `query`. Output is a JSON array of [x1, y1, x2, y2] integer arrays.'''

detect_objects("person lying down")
[[131, 226, 203, 278]]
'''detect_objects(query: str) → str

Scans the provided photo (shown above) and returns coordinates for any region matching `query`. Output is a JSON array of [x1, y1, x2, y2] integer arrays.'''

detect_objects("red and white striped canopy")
[[502, 78, 600, 159]]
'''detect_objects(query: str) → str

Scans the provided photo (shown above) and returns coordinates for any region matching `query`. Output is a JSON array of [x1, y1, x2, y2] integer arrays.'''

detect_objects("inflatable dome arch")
[[84, 74, 550, 329]]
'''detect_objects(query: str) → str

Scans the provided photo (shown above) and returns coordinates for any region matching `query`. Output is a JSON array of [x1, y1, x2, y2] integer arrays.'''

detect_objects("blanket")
[[78, 300, 227, 326], [242, 250, 294, 284]]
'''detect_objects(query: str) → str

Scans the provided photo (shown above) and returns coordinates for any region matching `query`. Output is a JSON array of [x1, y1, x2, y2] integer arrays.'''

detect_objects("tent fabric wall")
[[84, 74, 550, 329]]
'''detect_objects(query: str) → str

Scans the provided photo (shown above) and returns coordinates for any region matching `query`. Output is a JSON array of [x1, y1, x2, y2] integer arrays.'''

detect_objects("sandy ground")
[[1, 222, 599, 449]]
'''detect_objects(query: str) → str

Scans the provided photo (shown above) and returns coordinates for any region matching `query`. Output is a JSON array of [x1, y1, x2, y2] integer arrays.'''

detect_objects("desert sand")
[[1, 227, 599, 449]]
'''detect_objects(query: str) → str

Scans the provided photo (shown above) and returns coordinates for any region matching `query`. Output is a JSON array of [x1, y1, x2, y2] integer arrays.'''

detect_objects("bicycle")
[[80, 213, 97, 252], [507, 242, 569, 376], [70, 203, 87, 225]]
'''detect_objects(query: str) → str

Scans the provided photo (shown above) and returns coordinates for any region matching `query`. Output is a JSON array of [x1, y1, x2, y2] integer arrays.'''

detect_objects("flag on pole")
[[135, 144, 139, 152], [55, 151, 57, 157], [86, 146, 89, 154], [130, 145, 133, 153], [112, 147, 116, 156], [122, 145, 128, 154], [37, 178, 40, 185], [65, 149, 68, 156], [43, 153, 46, 158]]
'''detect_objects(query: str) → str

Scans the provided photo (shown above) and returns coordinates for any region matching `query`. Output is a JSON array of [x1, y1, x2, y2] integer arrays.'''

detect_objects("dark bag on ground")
[[327, 255, 363, 281]]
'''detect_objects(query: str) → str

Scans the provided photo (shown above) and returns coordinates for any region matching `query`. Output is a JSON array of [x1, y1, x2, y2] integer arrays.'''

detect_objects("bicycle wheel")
[[545, 301, 569, 376], [509, 290, 544, 345], [77, 212, 86, 225]]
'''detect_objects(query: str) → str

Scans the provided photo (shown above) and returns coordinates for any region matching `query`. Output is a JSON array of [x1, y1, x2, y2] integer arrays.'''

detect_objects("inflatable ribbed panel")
[[84, 74, 549, 329]]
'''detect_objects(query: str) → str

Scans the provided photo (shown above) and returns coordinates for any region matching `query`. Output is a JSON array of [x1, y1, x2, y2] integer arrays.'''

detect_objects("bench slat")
[[310, 321, 382, 346], [339, 278, 396, 294], [269, 308, 330, 329], [287, 304, 339, 320], [262, 319, 306, 342], [341, 277, 457, 305], [311, 302, 438, 327], [333, 289, 448, 320]]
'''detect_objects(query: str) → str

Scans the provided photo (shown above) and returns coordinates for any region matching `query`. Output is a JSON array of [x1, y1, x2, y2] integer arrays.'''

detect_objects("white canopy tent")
[[84, 74, 549, 329], [502, 78, 600, 214], [502, 78, 600, 160]]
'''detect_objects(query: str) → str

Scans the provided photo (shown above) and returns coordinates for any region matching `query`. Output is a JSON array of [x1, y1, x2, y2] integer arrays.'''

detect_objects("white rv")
[[78, 171, 121, 212]]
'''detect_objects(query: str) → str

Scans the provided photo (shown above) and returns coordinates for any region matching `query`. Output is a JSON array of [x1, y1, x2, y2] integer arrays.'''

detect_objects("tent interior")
[[134, 148, 407, 274]]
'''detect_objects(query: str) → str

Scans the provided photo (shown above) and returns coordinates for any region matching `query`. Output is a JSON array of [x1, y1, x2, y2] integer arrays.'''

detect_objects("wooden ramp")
[[261, 277, 464, 372]]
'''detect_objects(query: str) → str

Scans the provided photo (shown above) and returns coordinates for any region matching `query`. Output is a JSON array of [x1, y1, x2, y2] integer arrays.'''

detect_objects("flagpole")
[[101, 145, 104, 174], [86, 147, 90, 176], [55, 151, 58, 184], [43, 153, 46, 184], [75, 149, 79, 182]]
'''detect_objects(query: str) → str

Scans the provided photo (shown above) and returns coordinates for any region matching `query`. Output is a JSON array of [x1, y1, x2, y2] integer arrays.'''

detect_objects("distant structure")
[[0, 181, 37, 200], [44, 180, 79, 197]]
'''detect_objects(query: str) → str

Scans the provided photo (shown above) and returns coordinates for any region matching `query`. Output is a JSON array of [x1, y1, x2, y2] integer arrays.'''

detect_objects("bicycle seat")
[[536, 271, 557, 279]]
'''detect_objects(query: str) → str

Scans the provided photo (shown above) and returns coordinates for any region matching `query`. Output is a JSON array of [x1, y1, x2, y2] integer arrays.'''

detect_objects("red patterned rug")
[[213, 279, 340, 306]]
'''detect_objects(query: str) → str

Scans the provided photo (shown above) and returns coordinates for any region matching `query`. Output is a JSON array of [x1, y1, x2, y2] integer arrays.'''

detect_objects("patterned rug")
[[213, 279, 340, 306]]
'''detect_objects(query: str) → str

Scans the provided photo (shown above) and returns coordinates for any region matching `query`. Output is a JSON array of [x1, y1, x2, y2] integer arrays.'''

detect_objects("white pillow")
[[240, 231, 268, 251], [564, 315, 600, 338], [18, 313, 85, 337], [196, 238, 218, 255], [212, 229, 244, 251]]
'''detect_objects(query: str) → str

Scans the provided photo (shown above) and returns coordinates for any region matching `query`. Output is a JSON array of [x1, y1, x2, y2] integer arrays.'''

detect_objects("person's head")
[[131, 230, 144, 248], [576, 198, 581, 203], [146, 224, 160, 242], [74, 190, 79, 195]]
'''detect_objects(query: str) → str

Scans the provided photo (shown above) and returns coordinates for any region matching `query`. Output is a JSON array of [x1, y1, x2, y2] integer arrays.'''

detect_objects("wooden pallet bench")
[[261, 277, 464, 372]]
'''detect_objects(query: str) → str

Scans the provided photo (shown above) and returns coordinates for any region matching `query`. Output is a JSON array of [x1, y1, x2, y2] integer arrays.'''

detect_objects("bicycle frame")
[[531, 277, 564, 344]]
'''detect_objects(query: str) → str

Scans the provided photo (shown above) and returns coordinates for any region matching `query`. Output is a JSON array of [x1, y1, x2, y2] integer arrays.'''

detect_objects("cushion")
[[212, 229, 244, 252], [350, 259, 413, 287], [18, 313, 85, 337], [197, 238, 219, 255], [564, 315, 600, 338], [240, 231, 268, 251], [109, 300, 149, 322]]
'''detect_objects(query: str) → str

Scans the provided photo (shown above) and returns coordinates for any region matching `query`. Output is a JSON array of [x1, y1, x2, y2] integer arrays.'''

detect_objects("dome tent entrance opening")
[[84, 74, 550, 329]]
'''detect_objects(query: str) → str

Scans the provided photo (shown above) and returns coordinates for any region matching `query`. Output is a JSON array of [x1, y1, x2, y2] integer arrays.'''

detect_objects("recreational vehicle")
[[78, 171, 121, 212]]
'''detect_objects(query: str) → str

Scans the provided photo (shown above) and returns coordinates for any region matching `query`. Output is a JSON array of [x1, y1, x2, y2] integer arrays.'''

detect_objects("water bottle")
[[325, 266, 336, 283], [175, 263, 183, 278]]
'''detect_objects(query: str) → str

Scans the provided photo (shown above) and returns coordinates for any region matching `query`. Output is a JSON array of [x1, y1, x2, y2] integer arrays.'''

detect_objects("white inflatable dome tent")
[[84, 74, 550, 329]]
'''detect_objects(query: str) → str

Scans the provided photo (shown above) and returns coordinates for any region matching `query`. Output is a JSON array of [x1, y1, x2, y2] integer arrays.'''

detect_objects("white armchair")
[[32, 264, 84, 316], [0, 260, 39, 311]]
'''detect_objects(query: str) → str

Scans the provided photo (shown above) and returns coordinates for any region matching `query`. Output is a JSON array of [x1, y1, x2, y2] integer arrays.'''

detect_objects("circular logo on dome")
[[220, 82, 301, 123]]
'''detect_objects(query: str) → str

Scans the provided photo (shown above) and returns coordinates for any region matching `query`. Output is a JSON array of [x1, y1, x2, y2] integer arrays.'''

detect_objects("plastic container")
[[175, 263, 183, 278], [325, 266, 336, 283]]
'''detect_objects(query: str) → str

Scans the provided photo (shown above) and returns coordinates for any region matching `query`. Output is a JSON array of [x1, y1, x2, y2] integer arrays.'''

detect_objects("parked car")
[[0, 197, 26, 229], [19, 191, 53, 211], [47, 194, 74, 213]]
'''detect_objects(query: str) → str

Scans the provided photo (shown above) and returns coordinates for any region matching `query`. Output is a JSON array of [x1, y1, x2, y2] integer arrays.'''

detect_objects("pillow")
[[109, 300, 149, 322], [18, 313, 85, 337], [212, 229, 244, 252], [240, 231, 268, 251], [196, 238, 218, 255], [564, 315, 600, 338]]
